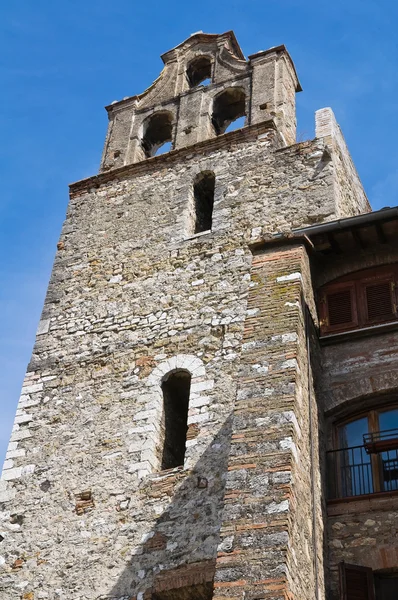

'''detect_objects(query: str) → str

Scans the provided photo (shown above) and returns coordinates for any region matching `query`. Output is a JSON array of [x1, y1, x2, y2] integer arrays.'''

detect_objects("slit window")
[[193, 171, 215, 234], [160, 370, 191, 470], [318, 265, 398, 335], [212, 88, 246, 135], [142, 112, 173, 158], [187, 56, 212, 87]]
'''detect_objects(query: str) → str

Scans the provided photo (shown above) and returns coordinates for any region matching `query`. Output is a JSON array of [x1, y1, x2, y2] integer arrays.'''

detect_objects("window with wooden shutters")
[[318, 265, 398, 335], [319, 283, 358, 334], [339, 562, 375, 600], [360, 275, 396, 325]]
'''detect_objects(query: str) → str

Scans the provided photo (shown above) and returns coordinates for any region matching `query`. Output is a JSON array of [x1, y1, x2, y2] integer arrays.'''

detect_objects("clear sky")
[[1, 0, 398, 464]]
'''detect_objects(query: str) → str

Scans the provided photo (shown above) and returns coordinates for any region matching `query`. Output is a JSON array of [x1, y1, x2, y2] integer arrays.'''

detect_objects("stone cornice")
[[69, 119, 278, 197]]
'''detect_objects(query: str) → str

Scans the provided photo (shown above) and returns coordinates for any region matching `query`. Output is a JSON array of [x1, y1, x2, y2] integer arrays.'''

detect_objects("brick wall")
[[214, 244, 324, 600]]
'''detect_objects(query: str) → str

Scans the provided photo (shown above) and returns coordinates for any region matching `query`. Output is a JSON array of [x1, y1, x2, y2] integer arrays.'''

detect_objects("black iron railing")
[[327, 439, 398, 499], [363, 427, 398, 454]]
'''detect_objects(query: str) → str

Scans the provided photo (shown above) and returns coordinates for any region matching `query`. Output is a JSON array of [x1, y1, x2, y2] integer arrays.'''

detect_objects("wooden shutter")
[[319, 282, 358, 334], [339, 562, 375, 600], [361, 277, 396, 324]]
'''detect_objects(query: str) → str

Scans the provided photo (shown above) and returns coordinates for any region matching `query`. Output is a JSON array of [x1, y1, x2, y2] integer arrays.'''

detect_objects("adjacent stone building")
[[1, 31, 398, 600]]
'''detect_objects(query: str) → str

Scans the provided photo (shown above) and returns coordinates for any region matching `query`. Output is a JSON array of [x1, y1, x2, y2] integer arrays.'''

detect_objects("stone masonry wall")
[[1, 116, 366, 599], [315, 108, 370, 218], [327, 496, 398, 600]]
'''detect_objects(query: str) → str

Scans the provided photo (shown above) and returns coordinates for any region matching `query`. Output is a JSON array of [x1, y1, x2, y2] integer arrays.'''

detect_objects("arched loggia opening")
[[187, 56, 212, 87], [141, 112, 173, 158], [212, 88, 246, 135], [160, 369, 191, 470]]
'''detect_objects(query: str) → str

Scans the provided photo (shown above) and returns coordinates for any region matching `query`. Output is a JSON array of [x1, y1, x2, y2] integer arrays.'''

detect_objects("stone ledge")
[[69, 119, 278, 197]]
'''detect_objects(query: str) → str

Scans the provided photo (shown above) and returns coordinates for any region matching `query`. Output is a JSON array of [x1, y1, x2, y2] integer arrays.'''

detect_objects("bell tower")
[[1, 31, 369, 600], [101, 31, 301, 171]]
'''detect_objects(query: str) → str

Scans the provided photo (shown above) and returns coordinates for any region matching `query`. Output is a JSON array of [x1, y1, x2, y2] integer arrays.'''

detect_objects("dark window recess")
[[318, 265, 398, 335], [212, 88, 246, 135], [187, 56, 212, 87], [142, 112, 173, 158], [160, 370, 191, 470], [339, 563, 398, 600], [193, 171, 215, 233], [339, 563, 375, 600], [375, 574, 398, 600]]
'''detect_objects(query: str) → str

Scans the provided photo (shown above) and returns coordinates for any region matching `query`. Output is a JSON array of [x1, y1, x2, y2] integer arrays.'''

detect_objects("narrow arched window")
[[141, 112, 173, 158], [212, 88, 246, 135], [193, 171, 215, 233], [160, 370, 191, 470], [187, 56, 212, 87]]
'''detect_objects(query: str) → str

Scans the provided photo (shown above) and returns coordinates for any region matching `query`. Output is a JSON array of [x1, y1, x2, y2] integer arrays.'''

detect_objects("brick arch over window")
[[316, 255, 398, 289], [160, 369, 191, 470], [125, 355, 214, 477]]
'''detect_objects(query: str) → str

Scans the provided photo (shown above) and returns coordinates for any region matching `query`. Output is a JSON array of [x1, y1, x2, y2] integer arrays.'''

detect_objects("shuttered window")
[[339, 562, 375, 600], [328, 290, 353, 326], [364, 281, 395, 322], [319, 266, 398, 335], [320, 283, 358, 334]]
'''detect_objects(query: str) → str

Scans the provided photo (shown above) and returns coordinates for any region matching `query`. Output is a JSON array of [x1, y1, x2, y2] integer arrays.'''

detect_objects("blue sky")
[[1, 0, 398, 464]]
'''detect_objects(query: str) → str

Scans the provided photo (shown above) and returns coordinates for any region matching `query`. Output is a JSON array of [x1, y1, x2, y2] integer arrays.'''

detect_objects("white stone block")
[[10, 430, 32, 442], [276, 272, 302, 283], [189, 395, 210, 409], [37, 319, 50, 335], [6, 449, 25, 460], [280, 359, 298, 370], [18, 398, 39, 409], [14, 413, 33, 425], [133, 408, 158, 421], [21, 383, 43, 395], [128, 424, 157, 435], [1, 467, 22, 481], [187, 412, 210, 425], [190, 380, 214, 393], [128, 461, 151, 473], [0, 489, 16, 502]]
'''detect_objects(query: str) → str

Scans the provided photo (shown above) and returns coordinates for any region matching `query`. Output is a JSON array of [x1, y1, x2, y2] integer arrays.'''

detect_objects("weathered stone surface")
[[1, 30, 385, 600]]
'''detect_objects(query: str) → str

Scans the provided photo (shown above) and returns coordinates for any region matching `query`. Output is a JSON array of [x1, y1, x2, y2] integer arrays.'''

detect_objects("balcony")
[[327, 430, 398, 500]]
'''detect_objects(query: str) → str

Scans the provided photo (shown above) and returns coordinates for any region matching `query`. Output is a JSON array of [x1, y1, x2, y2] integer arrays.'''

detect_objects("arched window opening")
[[160, 370, 191, 470], [187, 56, 212, 88], [212, 88, 246, 135], [193, 171, 215, 234], [224, 115, 246, 134], [327, 404, 398, 499], [142, 112, 173, 158]]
